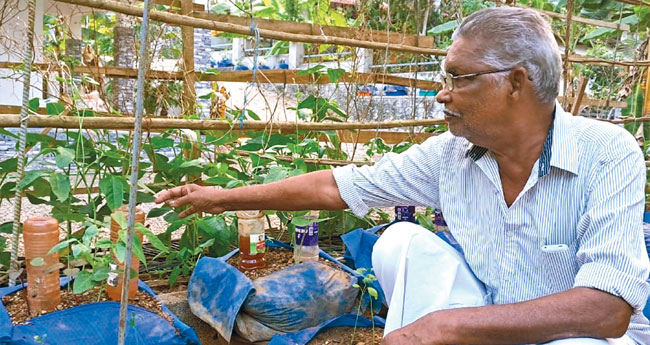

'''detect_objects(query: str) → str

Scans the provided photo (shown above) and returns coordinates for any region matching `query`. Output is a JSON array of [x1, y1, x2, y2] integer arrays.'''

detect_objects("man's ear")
[[508, 67, 528, 99]]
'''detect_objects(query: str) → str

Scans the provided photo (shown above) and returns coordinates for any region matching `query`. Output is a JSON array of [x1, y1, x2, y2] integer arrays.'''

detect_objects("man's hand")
[[155, 184, 223, 218]]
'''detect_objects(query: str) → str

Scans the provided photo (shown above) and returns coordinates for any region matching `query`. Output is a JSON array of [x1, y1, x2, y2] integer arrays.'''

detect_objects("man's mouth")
[[443, 109, 462, 118]]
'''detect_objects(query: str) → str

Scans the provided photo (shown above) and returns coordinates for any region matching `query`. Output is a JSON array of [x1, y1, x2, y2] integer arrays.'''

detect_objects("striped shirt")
[[333, 103, 650, 343]]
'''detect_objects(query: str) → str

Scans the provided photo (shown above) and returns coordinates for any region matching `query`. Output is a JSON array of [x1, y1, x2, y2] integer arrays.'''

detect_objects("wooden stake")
[[570, 77, 588, 115], [180, 0, 196, 115]]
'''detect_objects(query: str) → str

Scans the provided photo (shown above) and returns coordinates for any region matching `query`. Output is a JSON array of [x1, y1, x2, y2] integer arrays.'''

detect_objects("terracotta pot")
[[106, 206, 145, 301], [23, 217, 61, 314]]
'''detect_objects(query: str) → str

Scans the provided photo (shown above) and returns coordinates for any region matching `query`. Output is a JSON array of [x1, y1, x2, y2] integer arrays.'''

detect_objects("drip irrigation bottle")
[[106, 205, 145, 301], [394, 206, 415, 222], [434, 209, 448, 232], [24, 217, 61, 315], [294, 213, 319, 263], [237, 210, 266, 270]]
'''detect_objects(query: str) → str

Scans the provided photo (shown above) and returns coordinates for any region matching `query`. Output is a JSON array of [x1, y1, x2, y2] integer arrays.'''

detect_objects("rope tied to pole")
[[240, 14, 261, 129]]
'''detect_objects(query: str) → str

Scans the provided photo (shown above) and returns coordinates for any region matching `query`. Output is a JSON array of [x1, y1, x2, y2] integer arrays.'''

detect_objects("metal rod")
[[9, 0, 36, 287], [117, 0, 151, 342]]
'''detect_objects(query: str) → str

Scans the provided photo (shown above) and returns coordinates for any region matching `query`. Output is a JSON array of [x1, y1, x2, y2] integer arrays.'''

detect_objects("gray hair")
[[452, 7, 562, 104]]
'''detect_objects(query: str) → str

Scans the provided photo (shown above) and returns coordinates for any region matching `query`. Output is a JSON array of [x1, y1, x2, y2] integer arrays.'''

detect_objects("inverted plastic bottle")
[[106, 205, 145, 301], [24, 217, 61, 315], [294, 213, 319, 263], [394, 206, 416, 222], [237, 210, 266, 270], [434, 209, 449, 232]]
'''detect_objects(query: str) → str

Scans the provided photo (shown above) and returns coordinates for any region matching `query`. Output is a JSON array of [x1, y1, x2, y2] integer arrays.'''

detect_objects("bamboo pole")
[[0, 62, 442, 90], [0, 114, 446, 130], [235, 150, 372, 167], [180, 0, 195, 114], [192, 12, 434, 49], [498, 2, 631, 31], [52, 0, 447, 56], [570, 77, 588, 115]]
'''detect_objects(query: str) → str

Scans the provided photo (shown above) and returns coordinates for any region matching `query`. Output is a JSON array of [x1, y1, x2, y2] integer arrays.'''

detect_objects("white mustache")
[[443, 108, 462, 118]]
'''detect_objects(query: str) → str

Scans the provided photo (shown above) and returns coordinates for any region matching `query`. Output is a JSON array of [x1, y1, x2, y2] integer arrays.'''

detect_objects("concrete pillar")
[[288, 41, 304, 69], [356, 48, 373, 73], [231, 37, 245, 66]]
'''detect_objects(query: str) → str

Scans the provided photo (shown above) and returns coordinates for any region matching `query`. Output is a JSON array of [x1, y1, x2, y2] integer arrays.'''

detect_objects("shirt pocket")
[[541, 242, 579, 294]]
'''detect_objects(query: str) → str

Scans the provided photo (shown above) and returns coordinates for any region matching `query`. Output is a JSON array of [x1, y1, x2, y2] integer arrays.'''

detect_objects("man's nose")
[[436, 87, 451, 103]]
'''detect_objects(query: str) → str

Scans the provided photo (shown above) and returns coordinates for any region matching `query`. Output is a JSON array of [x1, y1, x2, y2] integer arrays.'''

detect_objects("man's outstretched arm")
[[154, 170, 348, 218], [384, 287, 632, 345]]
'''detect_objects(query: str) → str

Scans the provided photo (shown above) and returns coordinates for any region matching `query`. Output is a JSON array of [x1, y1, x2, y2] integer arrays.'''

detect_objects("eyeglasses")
[[442, 68, 514, 91]]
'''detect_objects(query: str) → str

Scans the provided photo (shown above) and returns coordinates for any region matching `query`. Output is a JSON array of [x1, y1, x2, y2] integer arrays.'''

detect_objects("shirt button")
[[506, 230, 513, 237]]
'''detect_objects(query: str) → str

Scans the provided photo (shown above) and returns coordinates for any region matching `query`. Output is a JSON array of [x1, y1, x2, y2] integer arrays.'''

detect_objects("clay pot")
[[23, 217, 61, 314], [106, 206, 145, 301]]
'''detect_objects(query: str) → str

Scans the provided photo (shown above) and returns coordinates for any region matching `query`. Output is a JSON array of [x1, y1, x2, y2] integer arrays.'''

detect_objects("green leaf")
[[82, 224, 99, 246], [49, 172, 70, 202], [73, 270, 95, 294], [30, 257, 45, 267], [28, 98, 40, 112], [326, 68, 346, 83], [92, 266, 110, 281], [169, 265, 180, 287], [17, 170, 48, 190], [136, 223, 169, 253], [0, 221, 15, 234], [297, 64, 326, 76], [368, 287, 379, 300], [264, 166, 288, 184], [71, 243, 89, 258], [111, 211, 128, 230], [151, 136, 175, 149], [96, 238, 113, 249], [55, 147, 75, 169], [114, 242, 126, 263], [47, 238, 78, 255], [132, 234, 147, 266], [0, 158, 17, 174], [581, 27, 615, 42], [148, 205, 172, 218], [429, 20, 459, 35], [100, 175, 125, 211], [45, 102, 65, 115]]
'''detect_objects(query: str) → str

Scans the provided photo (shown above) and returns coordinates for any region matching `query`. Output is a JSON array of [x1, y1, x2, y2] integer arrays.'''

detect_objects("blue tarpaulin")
[[0, 277, 200, 345], [268, 314, 386, 345], [187, 240, 360, 342]]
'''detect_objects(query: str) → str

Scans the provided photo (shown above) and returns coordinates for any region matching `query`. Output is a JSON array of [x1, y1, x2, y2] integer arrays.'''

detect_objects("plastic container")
[[294, 213, 319, 263], [394, 206, 415, 222], [106, 205, 145, 301], [23, 217, 61, 315], [237, 210, 266, 270], [434, 209, 448, 232]]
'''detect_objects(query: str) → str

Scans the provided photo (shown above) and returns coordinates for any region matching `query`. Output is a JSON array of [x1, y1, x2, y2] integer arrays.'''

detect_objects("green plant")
[[352, 267, 380, 344]]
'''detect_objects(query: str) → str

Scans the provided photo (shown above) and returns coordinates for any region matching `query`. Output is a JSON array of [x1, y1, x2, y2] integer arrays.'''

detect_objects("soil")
[[308, 326, 384, 345], [2, 286, 175, 328], [227, 246, 345, 280]]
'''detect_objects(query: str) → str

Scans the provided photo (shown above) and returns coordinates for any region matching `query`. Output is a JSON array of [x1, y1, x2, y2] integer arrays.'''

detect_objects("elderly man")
[[155, 7, 650, 345]]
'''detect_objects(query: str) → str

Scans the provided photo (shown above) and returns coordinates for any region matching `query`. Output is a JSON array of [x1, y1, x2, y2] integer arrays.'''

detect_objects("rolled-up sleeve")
[[574, 132, 650, 311], [332, 134, 446, 217]]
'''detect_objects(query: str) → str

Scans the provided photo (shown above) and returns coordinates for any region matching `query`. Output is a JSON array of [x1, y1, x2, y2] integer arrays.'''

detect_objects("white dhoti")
[[371, 222, 635, 345]]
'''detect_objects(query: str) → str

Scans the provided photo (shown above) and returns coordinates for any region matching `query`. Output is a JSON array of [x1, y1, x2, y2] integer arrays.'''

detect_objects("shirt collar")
[[465, 102, 579, 177]]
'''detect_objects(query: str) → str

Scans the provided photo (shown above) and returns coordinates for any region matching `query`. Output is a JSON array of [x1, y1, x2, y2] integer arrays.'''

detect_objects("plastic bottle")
[[106, 205, 145, 301], [24, 217, 61, 315], [394, 206, 416, 222], [294, 213, 319, 263], [237, 210, 266, 270], [434, 209, 448, 232]]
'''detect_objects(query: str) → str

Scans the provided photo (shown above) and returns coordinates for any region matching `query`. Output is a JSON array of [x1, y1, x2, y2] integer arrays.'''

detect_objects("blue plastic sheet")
[[0, 277, 200, 345], [187, 240, 359, 342], [342, 222, 466, 311], [268, 314, 386, 345]]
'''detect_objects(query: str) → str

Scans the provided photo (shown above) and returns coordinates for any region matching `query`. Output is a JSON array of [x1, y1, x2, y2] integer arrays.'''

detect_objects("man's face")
[[436, 38, 510, 142]]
